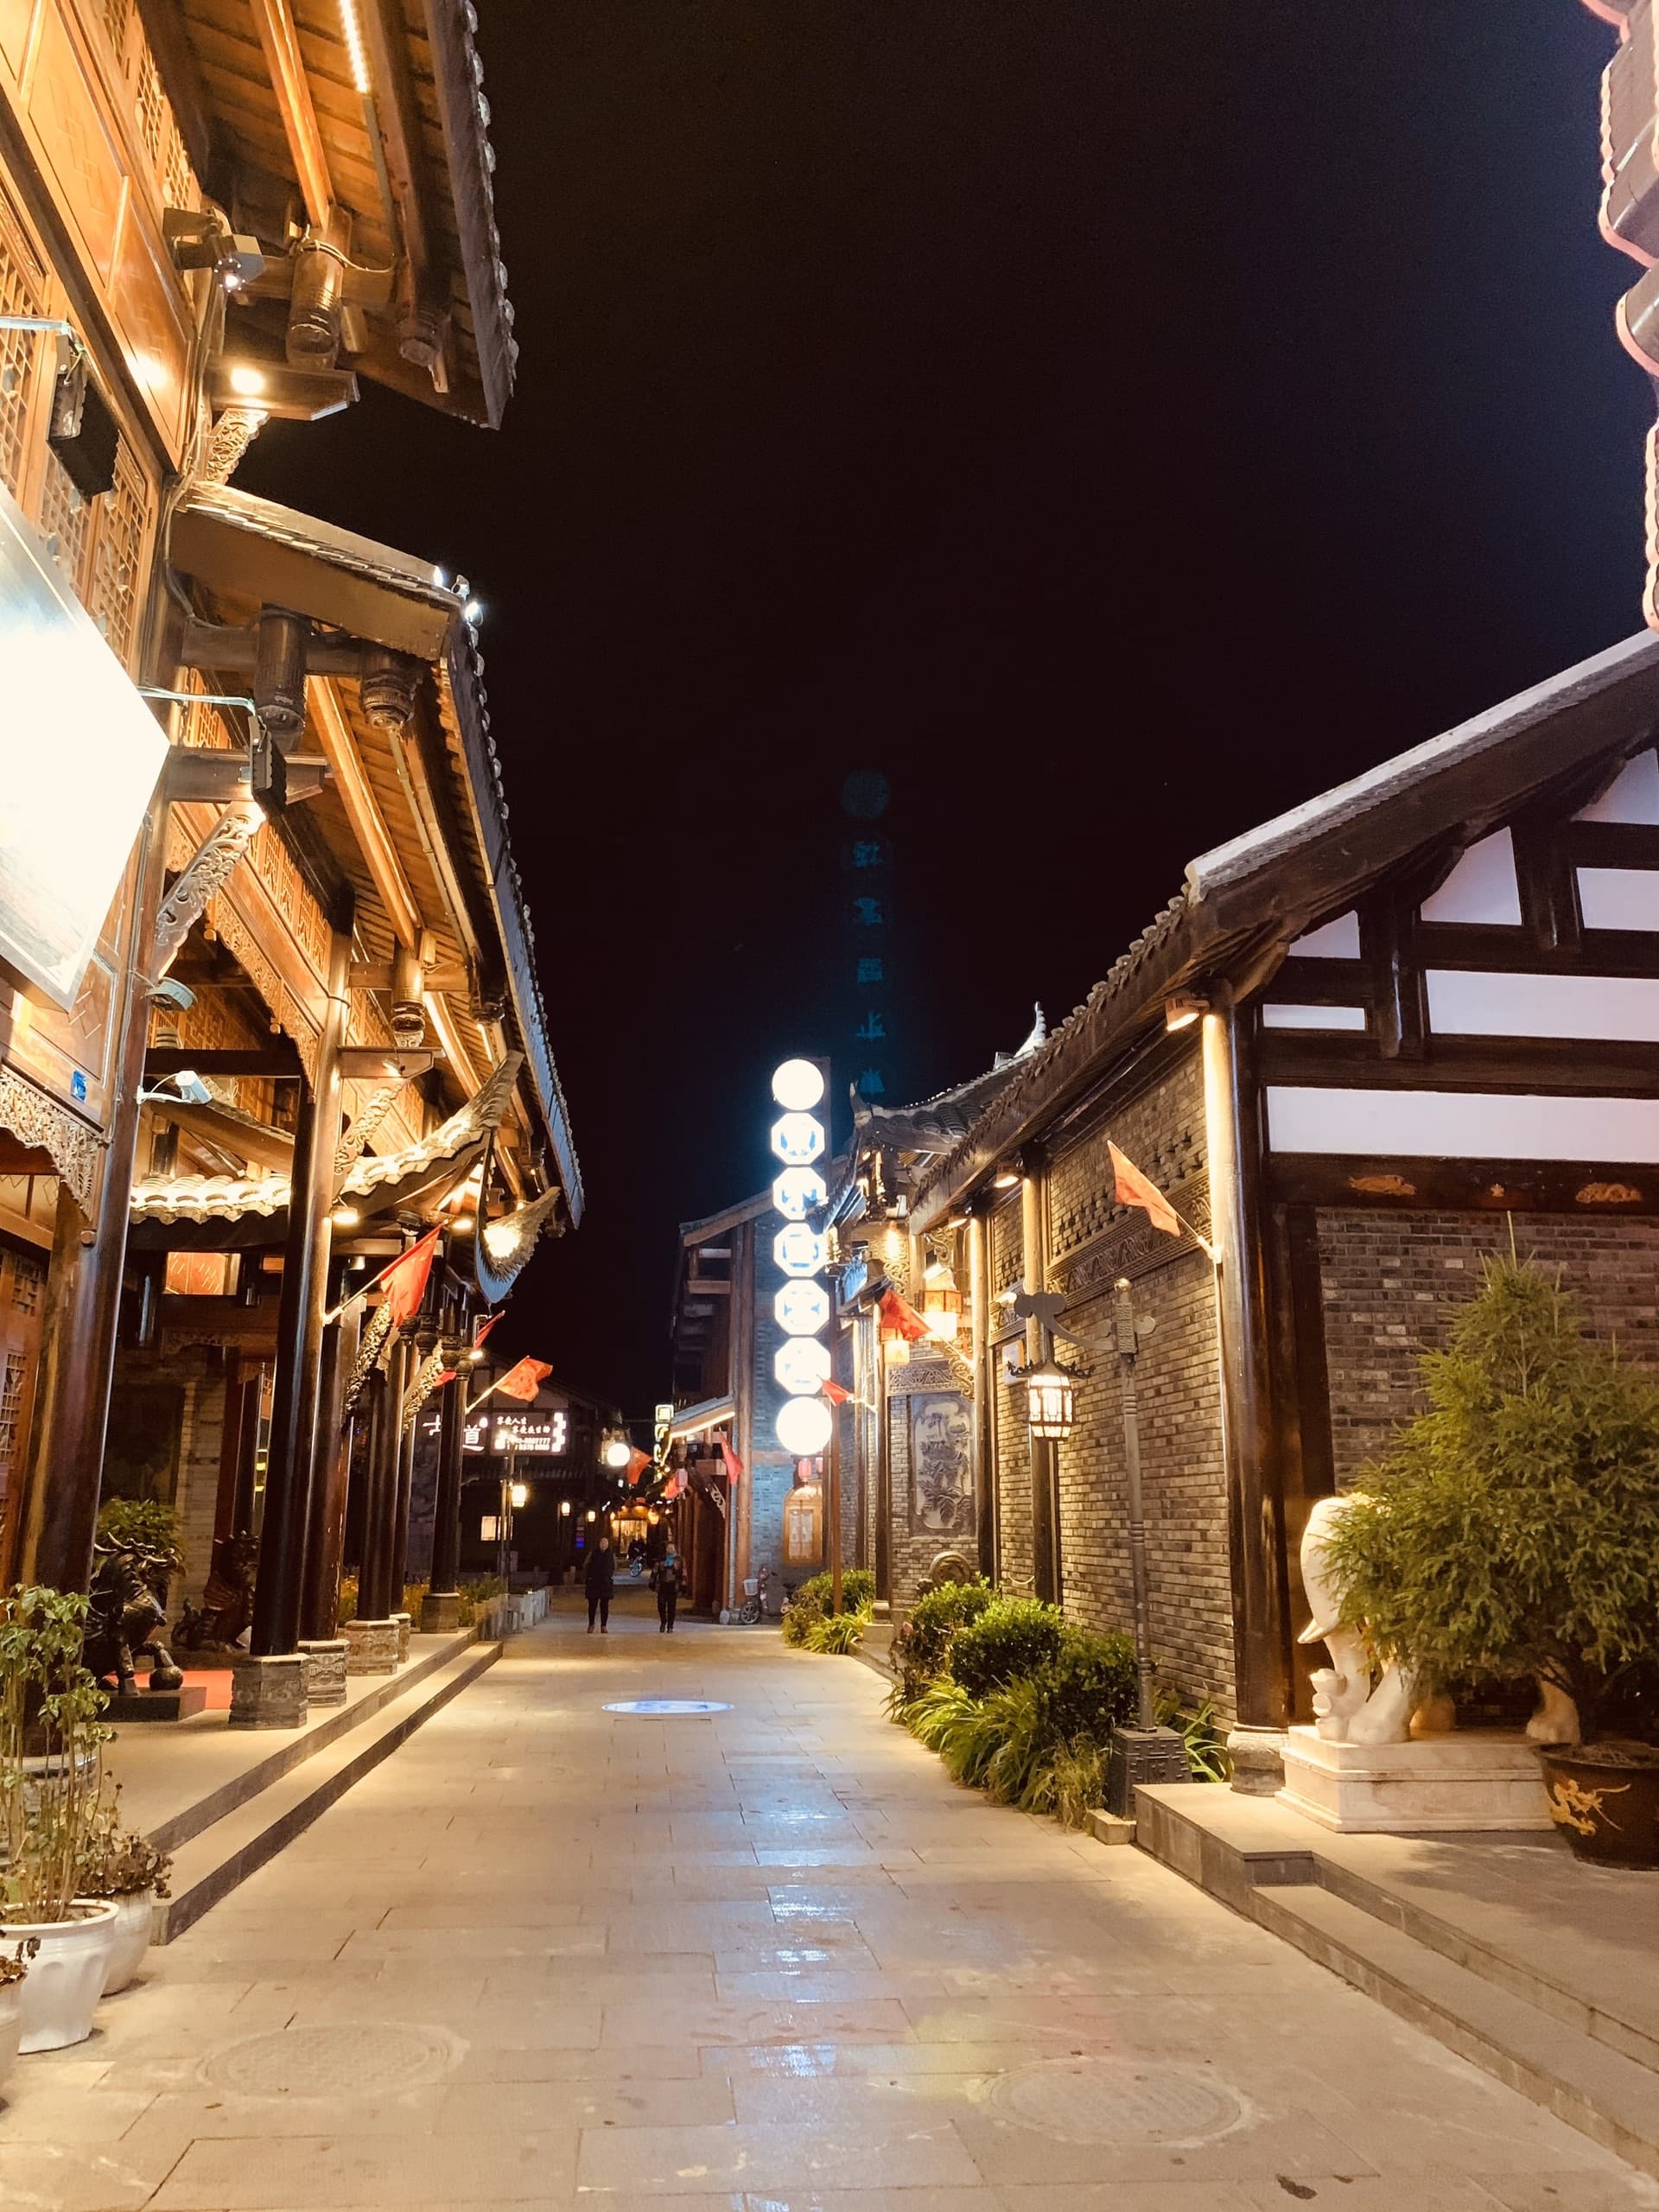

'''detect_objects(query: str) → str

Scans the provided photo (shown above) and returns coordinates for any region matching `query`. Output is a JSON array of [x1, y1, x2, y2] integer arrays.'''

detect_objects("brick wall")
[[1318, 1208, 1659, 1489]]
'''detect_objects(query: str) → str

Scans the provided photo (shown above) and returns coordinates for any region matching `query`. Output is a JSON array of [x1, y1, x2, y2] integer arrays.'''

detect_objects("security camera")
[[146, 976, 196, 1012]]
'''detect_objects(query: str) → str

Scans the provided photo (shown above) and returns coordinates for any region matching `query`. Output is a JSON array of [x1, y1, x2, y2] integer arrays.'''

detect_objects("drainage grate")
[[205, 2023, 460, 2100], [991, 2056, 1240, 2144], [602, 1698, 733, 1716]]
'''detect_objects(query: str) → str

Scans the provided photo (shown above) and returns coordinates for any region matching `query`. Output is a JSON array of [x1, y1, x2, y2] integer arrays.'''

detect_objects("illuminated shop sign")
[[769, 1058, 831, 1458]]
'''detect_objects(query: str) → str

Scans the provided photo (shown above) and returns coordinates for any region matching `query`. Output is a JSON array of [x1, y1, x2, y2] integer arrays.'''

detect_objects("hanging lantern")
[[922, 1257, 963, 1344], [1026, 1358, 1077, 1440], [880, 1313, 910, 1366]]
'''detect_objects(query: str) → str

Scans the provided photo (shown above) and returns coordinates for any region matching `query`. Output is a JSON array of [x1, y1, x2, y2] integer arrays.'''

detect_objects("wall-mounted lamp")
[[922, 1257, 963, 1344], [1165, 988, 1210, 1033], [1026, 1357, 1078, 1441], [992, 1167, 1020, 1191], [509, 1480, 529, 1510]]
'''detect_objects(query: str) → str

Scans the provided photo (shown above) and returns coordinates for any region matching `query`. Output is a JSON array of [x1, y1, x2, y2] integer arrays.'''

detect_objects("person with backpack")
[[584, 1534, 615, 1634]]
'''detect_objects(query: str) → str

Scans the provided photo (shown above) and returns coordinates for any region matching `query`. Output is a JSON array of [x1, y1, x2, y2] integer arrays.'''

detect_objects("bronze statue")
[[86, 1535, 185, 1697], [175, 1532, 259, 1654]]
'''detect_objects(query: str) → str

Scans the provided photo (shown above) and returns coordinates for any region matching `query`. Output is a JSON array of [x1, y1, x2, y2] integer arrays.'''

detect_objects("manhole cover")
[[205, 2024, 460, 2100], [991, 2056, 1239, 2144], [602, 1698, 733, 1716]]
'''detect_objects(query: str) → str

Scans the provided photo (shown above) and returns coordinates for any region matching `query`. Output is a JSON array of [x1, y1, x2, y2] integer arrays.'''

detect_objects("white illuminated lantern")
[[774, 1337, 832, 1395], [771, 1111, 825, 1166], [776, 1395, 833, 1456], [772, 1166, 827, 1220], [771, 1058, 825, 1111], [773, 1223, 826, 1277], [774, 1280, 830, 1336]]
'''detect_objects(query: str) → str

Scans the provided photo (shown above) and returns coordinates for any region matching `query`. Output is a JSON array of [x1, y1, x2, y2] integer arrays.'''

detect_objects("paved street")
[[7, 1592, 1656, 2212]]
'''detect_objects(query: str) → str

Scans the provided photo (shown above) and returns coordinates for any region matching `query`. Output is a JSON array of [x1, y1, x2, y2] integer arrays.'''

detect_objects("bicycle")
[[736, 1565, 770, 1625]]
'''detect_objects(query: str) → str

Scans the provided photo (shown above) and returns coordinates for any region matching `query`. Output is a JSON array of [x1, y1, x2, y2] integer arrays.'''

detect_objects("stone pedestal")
[[229, 1654, 308, 1731], [297, 1637, 349, 1707], [104, 1685, 207, 1724], [344, 1618, 399, 1675], [392, 1612, 412, 1664], [1106, 1725, 1191, 1817], [1279, 1726, 1552, 1833], [421, 1590, 460, 1634], [1227, 1725, 1291, 1797]]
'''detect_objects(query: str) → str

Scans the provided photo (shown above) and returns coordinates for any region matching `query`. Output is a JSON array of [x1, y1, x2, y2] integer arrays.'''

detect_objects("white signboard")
[[0, 479, 169, 1009]]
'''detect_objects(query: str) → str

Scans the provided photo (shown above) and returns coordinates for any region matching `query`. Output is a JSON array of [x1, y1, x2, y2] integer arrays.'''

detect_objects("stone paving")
[[6, 1587, 1658, 2211]]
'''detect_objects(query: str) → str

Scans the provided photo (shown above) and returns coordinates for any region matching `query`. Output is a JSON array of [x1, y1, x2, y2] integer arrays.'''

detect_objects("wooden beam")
[[1563, 823, 1659, 870], [1415, 921, 1659, 976], [248, 0, 334, 227], [147, 1046, 304, 1078], [1267, 1152, 1659, 1214], [359, 0, 441, 313], [309, 678, 424, 950], [1256, 1032, 1659, 1094]]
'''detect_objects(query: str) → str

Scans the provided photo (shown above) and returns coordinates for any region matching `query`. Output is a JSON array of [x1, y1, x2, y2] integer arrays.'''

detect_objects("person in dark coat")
[[652, 1548, 681, 1635], [584, 1535, 615, 1634]]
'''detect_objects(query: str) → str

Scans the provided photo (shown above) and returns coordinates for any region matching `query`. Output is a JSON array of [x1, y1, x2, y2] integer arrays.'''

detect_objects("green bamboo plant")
[[0, 1587, 112, 1924]]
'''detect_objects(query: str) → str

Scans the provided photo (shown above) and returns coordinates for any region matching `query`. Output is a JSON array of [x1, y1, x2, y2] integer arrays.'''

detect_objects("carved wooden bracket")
[[152, 801, 264, 979], [0, 1066, 104, 1211], [340, 1298, 395, 1415]]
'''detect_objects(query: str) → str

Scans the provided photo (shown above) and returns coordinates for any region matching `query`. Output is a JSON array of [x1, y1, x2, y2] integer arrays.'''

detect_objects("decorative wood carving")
[[152, 801, 264, 977], [341, 1299, 393, 1414], [473, 1181, 562, 1305], [334, 1071, 409, 1186], [200, 405, 266, 486], [0, 1066, 102, 1211], [400, 1339, 461, 1433]]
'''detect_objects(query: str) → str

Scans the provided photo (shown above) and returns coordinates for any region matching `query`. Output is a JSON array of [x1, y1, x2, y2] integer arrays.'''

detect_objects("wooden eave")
[[168, 483, 579, 1218], [910, 629, 1659, 1233], [162, 0, 514, 424]]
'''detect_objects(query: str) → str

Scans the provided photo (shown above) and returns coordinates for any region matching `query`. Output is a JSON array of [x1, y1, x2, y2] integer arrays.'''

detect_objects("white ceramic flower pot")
[[0, 1981, 22, 2095], [7, 1903, 118, 2051], [97, 1890, 155, 1996]]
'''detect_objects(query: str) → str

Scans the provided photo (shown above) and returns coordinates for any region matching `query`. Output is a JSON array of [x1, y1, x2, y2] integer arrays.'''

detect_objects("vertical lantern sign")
[[770, 1059, 831, 1460]]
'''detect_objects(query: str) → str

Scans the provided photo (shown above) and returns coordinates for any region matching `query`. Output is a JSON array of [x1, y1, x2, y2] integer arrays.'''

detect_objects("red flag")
[[495, 1356, 553, 1402], [626, 1447, 652, 1484], [378, 1225, 442, 1325], [823, 1379, 852, 1405], [717, 1433, 744, 1485], [434, 1370, 457, 1389], [878, 1287, 930, 1342], [474, 1313, 501, 1350], [1109, 1142, 1181, 1238]]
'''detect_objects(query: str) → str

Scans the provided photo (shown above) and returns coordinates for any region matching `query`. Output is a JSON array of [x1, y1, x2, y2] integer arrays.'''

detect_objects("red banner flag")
[[378, 1225, 442, 1325], [626, 1447, 653, 1484], [878, 1287, 931, 1342], [495, 1356, 553, 1402], [717, 1433, 744, 1485], [474, 1313, 501, 1351], [823, 1379, 853, 1405], [1109, 1141, 1181, 1238], [434, 1370, 457, 1389]]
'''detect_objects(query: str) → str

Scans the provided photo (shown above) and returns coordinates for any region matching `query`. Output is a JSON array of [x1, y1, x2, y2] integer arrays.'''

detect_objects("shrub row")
[[782, 1567, 875, 1647]]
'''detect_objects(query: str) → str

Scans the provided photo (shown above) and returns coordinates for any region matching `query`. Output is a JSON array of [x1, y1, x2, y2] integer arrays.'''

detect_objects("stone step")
[[1251, 1882, 1659, 2183], [156, 1642, 499, 1942], [146, 1628, 482, 1856]]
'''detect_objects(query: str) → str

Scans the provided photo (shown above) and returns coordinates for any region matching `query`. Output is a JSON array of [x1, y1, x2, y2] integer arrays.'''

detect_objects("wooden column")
[[300, 1294, 359, 1640], [874, 1311, 893, 1617], [731, 1219, 754, 1612], [358, 1333, 407, 1623], [5, 792, 168, 1594], [250, 911, 353, 1657], [1203, 984, 1294, 1729], [968, 1208, 994, 1581], [427, 1360, 466, 1619], [1023, 1154, 1060, 1605], [388, 1340, 422, 1613]]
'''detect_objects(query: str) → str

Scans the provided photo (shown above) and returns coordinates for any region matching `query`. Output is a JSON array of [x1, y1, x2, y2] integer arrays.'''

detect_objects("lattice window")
[[0, 1354, 26, 1486], [163, 118, 193, 211], [9, 1252, 43, 1316], [102, 0, 133, 66], [135, 47, 164, 167], [0, 195, 46, 501], [85, 441, 149, 669], [37, 454, 91, 588]]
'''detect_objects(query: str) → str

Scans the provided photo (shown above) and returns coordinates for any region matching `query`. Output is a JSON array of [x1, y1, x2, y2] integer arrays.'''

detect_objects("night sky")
[[244, 2, 1649, 1419]]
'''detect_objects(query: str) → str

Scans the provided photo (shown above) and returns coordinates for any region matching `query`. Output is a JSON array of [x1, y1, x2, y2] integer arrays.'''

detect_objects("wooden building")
[[850, 632, 1659, 1788], [0, 0, 575, 1722]]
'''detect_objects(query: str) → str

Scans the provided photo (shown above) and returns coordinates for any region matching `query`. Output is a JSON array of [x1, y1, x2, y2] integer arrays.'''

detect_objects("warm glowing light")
[[647, 1509, 660, 1526], [770, 1111, 825, 1166], [922, 1257, 963, 1343], [772, 1223, 825, 1278], [1165, 988, 1208, 1033], [603, 1437, 632, 1469], [450, 1214, 475, 1232], [585, 1509, 597, 1523], [775, 1395, 832, 1455], [993, 1168, 1020, 1190], [227, 364, 267, 397], [559, 1499, 571, 1516], [774, 1279, 830, 1335], [509, 1480, 529, 1508], [1026, 1358, 1077, 1440], [772, 1166, 827, 1220], [336, 0, 372, 92], [467, 1348, 486, 1363], [771, 1058, 825, 1111], [331, 1205, 359, 1227], [774, 1337, 831, 1395]]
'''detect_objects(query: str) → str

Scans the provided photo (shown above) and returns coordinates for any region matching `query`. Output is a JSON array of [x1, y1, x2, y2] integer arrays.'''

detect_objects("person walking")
[[584, 1534, 615, 1634], [652, 1547, 681, 1635]]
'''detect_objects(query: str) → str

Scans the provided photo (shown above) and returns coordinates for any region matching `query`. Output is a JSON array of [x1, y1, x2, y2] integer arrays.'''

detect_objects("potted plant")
[[1322, 1255, 1659, 1867], [78, 1781, 170, 1994], [0, 1948, 28, 2094], [0, 1586, 118, 2049]]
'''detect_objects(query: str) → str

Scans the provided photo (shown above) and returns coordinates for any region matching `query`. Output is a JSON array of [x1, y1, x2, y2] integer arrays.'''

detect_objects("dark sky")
[[245, 1, 1649, 1417]]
